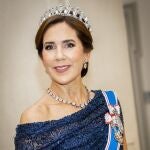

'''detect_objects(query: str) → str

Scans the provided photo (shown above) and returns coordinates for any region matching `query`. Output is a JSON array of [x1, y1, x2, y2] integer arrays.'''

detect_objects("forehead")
[[43, 22, 79, 42]]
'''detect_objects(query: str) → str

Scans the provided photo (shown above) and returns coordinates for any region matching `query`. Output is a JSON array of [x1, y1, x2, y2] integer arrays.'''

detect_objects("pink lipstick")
[[54, 65, 71, 73]]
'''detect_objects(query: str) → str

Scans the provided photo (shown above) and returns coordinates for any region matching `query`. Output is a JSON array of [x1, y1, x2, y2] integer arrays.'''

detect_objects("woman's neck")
[[50, 79, 89, 105]]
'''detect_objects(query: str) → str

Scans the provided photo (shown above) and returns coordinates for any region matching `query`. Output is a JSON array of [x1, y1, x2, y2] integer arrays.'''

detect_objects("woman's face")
[[42, 22, 90, 85]]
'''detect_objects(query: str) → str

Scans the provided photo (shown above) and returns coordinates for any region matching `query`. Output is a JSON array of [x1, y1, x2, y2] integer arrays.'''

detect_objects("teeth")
[[57, 66, 66, 69]]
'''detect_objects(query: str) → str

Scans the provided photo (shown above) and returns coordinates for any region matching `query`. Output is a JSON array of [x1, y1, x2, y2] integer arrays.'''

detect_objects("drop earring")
[[83, 59, 88, 69], [83, 62, 87, 69]]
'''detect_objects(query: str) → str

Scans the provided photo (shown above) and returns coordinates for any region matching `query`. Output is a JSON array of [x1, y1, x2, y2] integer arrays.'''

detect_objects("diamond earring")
[[83, 62, 87, 69], [83, 58, 88, 69]]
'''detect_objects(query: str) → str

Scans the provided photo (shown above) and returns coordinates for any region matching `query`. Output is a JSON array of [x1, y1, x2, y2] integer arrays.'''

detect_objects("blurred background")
[[0, 0, 149, 149]]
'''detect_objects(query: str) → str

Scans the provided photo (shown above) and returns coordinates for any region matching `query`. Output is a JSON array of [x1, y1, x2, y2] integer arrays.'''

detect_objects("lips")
[[54, 65, 71, 73]]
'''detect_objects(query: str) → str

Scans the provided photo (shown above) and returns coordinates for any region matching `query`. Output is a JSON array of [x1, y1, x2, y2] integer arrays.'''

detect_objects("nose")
[[55, 46, 65, 61]]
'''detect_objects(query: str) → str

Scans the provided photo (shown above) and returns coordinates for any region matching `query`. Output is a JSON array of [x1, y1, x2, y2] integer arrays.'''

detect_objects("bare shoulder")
[[19, 105, 38, 124], [19, 94, 54, 124]]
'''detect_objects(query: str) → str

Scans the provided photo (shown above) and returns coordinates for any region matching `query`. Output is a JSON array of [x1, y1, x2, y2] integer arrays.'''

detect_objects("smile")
[[54, 65, 71, 73]]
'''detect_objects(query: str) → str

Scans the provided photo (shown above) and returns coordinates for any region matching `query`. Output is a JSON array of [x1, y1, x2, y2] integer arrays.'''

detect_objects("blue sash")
[[102, 90, 121, 150]]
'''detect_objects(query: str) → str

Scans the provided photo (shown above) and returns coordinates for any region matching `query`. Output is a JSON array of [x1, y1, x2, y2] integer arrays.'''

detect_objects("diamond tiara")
[[39, 5, 91, 31]]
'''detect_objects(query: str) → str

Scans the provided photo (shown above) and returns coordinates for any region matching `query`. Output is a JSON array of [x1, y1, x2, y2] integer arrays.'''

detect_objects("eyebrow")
[[44, 39, 75, 45]]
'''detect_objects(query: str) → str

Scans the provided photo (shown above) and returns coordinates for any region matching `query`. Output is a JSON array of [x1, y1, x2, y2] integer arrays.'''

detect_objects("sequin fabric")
[[14, 90, 123, 150]]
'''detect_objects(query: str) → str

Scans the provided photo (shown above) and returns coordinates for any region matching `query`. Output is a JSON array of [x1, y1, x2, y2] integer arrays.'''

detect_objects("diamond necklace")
[[47, 86, 92, 108]]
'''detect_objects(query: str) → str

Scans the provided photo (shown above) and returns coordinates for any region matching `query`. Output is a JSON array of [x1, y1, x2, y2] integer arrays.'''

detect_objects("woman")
[[15, 4, 127, 150]]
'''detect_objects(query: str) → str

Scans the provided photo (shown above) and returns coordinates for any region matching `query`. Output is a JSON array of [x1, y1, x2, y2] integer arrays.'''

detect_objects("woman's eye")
[[66, 43, 75, 48], [44, 44, 55, 50]]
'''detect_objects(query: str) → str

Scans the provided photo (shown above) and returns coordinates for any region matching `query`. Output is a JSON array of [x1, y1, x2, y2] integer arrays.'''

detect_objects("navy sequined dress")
[[14, 90, 123, 150]]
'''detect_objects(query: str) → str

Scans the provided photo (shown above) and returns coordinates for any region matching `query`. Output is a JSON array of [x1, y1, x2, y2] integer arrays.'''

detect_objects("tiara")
[[39, 5, 91, 31]]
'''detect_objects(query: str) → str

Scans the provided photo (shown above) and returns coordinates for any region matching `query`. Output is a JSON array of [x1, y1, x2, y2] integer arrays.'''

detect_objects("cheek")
[[42, 51, 53, 66], [69, 52, 85, 73], [69, 49, 85, 63]]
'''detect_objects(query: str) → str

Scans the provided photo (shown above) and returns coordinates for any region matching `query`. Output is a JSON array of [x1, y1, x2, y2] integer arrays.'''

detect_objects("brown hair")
[[35, 15, 93, 77]]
